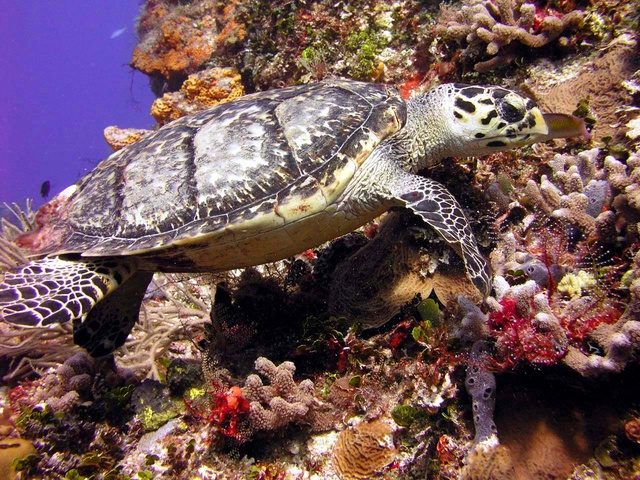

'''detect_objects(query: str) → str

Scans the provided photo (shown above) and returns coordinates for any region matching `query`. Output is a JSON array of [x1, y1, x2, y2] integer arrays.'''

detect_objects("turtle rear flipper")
[[73, 271, 154, 357], [0, 256, 137, 327]]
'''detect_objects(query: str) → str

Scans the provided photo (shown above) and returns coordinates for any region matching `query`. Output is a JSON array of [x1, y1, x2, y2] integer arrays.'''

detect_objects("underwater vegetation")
[[131, 0, 435, 93], [1, 0, 640, 478]]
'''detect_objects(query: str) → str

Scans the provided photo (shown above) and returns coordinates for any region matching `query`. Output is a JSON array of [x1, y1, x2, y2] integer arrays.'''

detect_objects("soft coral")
[[488, 297, 564, 370]]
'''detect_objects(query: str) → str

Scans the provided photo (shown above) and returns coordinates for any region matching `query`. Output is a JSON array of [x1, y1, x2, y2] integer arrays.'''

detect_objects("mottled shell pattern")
[[40, 81, 405, 260]]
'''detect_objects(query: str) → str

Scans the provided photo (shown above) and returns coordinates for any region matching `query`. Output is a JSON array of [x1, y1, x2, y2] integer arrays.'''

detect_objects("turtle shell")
[[29, 80, 406, 268]]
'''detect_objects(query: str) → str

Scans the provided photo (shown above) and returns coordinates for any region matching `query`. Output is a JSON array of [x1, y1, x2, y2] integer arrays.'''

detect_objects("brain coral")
[[332, 420, 396, 480]]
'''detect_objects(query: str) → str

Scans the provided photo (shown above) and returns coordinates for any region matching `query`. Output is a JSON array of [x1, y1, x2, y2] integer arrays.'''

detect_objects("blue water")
[[0, 1, 156, 214]]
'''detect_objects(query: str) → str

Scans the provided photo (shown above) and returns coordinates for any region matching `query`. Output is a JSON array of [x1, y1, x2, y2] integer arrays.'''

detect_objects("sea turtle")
[[0, 80, 586, 356]]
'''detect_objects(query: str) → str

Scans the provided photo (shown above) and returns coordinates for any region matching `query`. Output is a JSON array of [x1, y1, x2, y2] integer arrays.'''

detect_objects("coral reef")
[[531, 35, 639, 141], [436, 0, 584, 72], [332, 419, 397, 480], [131, 1, 218, 92], [243, 357, 319, 433], [522, 147, 612, 240], [8, 352, 130, 415], [150, 67, 245, 125], [2, 0, 640, 477], [562, 249, 640, 376], [130, 0, 436, 92], [472, 142, 640, 374]]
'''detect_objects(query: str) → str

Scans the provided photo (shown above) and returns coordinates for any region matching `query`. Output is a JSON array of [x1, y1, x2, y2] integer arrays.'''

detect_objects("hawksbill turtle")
[[0, 80, 587, 356]]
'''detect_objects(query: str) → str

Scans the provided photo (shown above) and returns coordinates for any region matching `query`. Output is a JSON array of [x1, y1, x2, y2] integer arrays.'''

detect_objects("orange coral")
[[216, 3, 247, 50], [150, 67, 245, 124], [130, 2, 218, 88]]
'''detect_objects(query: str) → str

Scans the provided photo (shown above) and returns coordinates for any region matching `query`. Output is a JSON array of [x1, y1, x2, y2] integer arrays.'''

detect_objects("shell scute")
[[57, 80, 406, 257]]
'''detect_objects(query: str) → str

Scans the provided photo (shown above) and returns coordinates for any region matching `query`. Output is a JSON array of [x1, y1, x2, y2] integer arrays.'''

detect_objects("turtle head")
[[405, 84, 589, 167], [442, 84, 589, 156]]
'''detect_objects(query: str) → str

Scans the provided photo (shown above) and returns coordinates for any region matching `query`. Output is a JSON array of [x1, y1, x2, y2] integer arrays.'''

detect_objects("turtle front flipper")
[[73, 271, 154, 357], [390, 173, 491, 296], [0, 256, 137, 327]]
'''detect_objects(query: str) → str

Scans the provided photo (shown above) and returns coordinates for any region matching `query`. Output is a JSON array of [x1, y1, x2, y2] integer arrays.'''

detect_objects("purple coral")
[[465, 341, 498, 445]]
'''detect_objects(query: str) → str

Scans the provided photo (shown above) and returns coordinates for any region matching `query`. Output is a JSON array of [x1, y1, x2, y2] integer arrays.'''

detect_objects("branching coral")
[[116, 273, 212, 380], [436, 0, 583, 72], [0, 201, 35, 271], [604, 151, 640, 239], [562, 249, 640, 376], [523, 147, 614, 241], [0, 322, 80, 382], [0, 273, 211, 382], [9, 352, 121, 414], [458, 279, 568, 370], [0, 202, 87, 381], [521, 147, 640, 245], [477, 146, 640, 376], [243, 357, 319, 432]]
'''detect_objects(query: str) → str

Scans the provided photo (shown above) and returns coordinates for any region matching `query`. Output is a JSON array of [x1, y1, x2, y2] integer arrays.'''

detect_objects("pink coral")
[[487, 295, 565, 369], [243, 357, 317, 432]]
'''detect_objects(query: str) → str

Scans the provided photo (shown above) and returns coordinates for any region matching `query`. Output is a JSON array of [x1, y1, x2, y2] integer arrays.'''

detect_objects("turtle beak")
[[503, 111, 590, 147]]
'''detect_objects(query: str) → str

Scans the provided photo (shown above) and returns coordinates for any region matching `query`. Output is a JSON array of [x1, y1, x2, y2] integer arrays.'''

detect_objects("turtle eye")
[[498, 99, 525, 123]]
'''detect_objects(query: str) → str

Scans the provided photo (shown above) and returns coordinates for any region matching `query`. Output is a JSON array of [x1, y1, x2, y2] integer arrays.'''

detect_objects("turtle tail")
[[0, 256, 135, 327]]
